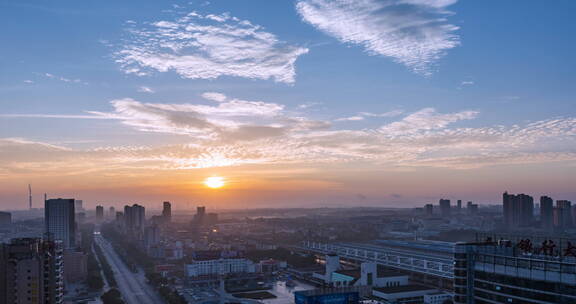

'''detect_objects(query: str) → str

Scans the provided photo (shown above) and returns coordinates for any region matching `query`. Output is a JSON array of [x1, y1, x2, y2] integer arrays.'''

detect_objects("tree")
[[86, 273, 104, 290], [101, 288, 125, 304]]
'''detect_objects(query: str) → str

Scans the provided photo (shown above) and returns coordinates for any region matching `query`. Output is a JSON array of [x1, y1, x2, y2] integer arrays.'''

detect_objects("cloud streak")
[[114, 11, 309, 83], [296, 0, 460, 75], [2, 94, 576, 172], [88, 93, 329, 141]]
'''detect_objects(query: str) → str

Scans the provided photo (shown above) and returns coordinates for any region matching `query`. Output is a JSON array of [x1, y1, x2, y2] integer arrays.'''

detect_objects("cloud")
[[42, 73, 86, 84], [0, 114, 120, 120], [335, 116, 364, 122], [379, 108, 478, 135], [114, 11, 309, 83], [336, 110, 404, 122], [201, 92, 227, 102], [461, 80, 474, 86], [3, 94, 576, 173], [296, 0, 459, 75], [297, 102, 323, 109], [88, 93, 329, 141], [359, 110, 404, 118], [137, 86, 155, 93], [23, 80, 34, 84]]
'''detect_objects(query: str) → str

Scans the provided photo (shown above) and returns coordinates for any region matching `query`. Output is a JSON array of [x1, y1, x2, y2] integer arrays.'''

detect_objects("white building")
[[424, 292, 452, 304], [372, 285, 438, 303], [186, 258, 256, 277]]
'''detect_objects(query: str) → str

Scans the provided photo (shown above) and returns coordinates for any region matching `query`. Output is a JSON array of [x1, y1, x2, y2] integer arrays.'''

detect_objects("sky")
[[1, 0, 575, 210]]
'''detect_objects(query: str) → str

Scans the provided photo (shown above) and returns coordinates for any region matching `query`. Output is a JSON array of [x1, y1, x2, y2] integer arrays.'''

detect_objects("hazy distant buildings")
[[196, 206, 206, 221], [145, 225, 161, 249], [540, 196, 554, 231], [0, 211, 11, 227], [109, 206, 115, 219], [45, 198, 76, 248], [456, 200, 462, 213], [96, 205, 104, 220], [439, 199, 451, 218], [502, 192, 534, 229], [0, 238, 64, 304], [162, 201, 171, 223], [424, 204, 434, 217], [74, 199, 83, 212], [467, 204, 478, 216], [115, 211, 124, 230], [192, 206, 218, 227]]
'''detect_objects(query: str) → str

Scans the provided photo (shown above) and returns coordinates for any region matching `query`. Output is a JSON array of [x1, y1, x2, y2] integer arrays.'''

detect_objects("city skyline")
[[1, 0, 576, 209]]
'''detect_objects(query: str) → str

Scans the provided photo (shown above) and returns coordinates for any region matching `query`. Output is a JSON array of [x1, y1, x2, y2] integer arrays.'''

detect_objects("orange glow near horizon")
[[204, 176, 226, 189]]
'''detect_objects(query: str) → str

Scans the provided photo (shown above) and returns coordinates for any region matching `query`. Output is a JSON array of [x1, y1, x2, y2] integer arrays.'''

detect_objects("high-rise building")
[[74, 199, 83, 212], [28, 184, 32, 210], [45, 198, 76, 248], [502, 192, 534, 229], [556, 200, 573, 229], [109, 206, 115, 219], [197, 206, 206, 217], [0, 238, 64, 304], [194, 206, 206, 224], [457, 200, 462, 213], [145, 225, 161, 249], [424, 204, 434, 217], [540, 196, 554, 231], [454, 235, 576, 304], [439, 199, 451, 218], [0, 211, 11, 227], [162, 201, 172, 223], [124, 204, 145, 239], [468, 204, 478, 215], [96, 205, 104, 220], [115, 211, 124, 229]]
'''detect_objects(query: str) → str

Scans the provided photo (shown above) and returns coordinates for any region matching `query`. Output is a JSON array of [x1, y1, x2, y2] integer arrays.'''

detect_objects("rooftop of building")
[[334, 269, 361, 279], [335, 239, 455, 259], [377, 268, 407, 278], [373, 284, 436, 294], [295, 288, 359, 297]]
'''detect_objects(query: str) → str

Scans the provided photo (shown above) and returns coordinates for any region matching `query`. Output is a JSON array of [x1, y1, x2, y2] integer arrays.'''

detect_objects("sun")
[[204, 176, 226, 189]]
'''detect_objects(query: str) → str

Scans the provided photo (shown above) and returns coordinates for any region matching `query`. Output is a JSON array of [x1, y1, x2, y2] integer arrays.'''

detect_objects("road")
[[94, 235, 165, 304]]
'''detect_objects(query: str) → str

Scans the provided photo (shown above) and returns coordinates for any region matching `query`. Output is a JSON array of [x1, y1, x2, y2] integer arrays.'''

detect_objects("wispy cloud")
[[0, 114, 121, 120], [42, 73, 87, 84], [379, 108, 477, 135], [336, 110, 404, 122], [114, 11, 309, 83], [88, 93, 330, 141], [335, 116, 364, 122], [3, 94, 576, 172], [137, 86, 155, 93], [296, 0, 460, 75], [359, 110, 404, 118]]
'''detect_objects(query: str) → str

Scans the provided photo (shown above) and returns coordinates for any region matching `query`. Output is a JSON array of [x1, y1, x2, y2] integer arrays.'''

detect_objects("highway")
[[94, 235, 165, 304]]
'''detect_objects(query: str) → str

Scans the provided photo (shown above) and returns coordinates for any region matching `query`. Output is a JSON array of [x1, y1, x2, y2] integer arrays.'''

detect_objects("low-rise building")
[[63, 249, 87, 284], [372, 285, 437, 304], [423, 292, 452, 304], [186, 257, 256, 277]]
